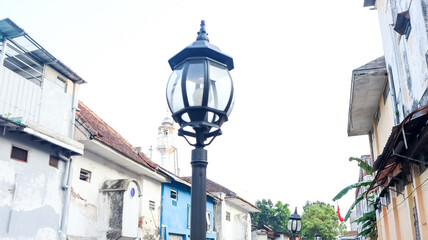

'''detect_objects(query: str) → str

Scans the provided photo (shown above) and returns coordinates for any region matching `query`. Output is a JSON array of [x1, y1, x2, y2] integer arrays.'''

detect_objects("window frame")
[[49, 155, 59, 168], [79, 168, 91, 182], [170, 189, 178, 201], [56, 76, 68, 93], [10, 145, 28, 162], [149, 200, 155, 210], [226, 211, 231, 221]]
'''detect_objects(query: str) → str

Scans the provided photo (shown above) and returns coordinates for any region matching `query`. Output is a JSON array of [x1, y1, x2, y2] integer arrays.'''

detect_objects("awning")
[[0, 18, 86, 84], [367, 104, 428, 194]]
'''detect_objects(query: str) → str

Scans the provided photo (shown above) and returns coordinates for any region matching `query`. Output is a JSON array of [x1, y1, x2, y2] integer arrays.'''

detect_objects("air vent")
[[11, 146, 28, 162], [79, 169, 91, 182]]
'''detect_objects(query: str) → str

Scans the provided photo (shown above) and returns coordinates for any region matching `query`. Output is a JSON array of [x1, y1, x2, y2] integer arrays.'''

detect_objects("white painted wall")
[[0, 133, 66, 240], [67, 145, 163, 240], [213, 193, 252, 240], [140, 176, 163, 238]]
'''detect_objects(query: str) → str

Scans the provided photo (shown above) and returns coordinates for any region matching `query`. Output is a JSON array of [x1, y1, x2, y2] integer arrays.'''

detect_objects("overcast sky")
[[1, 0, 384, 222]]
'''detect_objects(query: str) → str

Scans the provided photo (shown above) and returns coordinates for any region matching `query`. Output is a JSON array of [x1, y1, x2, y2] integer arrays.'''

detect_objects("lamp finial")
[[197, 20, 209, 42]]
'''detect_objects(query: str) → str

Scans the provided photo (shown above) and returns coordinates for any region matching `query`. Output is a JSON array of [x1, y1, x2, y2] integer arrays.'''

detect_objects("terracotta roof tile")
[[76, 101, 156, 168]]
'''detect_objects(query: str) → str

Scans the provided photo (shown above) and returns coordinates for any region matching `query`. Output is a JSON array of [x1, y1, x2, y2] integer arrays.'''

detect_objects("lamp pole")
[[288, 207, 302, 240], [166, 20, 234, 239]]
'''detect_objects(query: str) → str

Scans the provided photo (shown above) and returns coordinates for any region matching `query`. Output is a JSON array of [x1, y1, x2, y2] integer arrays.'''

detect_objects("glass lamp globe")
[[288, 207, 302, 233], [166, 20, 234, 146]]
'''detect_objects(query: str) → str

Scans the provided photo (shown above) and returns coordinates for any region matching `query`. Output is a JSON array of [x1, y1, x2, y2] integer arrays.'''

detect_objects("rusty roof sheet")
[[367, 104, 428, 194]]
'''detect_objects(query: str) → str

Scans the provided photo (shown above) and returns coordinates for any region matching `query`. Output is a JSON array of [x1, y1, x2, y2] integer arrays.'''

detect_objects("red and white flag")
[[338, 205, 344, 222]]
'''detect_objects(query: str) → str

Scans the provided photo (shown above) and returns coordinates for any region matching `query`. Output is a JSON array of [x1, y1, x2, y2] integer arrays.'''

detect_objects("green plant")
[[332, 157, 377, 239]]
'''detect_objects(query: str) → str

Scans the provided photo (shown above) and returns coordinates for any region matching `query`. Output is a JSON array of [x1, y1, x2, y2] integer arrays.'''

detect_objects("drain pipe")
[[58, 152, 73, 240], [69, 81, 77, 138]]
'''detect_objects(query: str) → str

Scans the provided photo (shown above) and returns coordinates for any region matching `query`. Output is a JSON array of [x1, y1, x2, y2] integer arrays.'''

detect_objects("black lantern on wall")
[[288, 207, 302, 240], [166, 20, 234, 239]]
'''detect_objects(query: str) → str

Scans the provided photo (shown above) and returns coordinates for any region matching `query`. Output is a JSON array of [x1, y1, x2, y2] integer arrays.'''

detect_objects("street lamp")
[[166, 20, 234, 239], [314, 232, 322, 240], [288, 207, 302, 240]]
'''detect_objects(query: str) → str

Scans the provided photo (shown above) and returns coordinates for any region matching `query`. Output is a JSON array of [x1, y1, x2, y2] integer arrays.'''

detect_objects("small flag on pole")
[[338, 205, 344, 222]]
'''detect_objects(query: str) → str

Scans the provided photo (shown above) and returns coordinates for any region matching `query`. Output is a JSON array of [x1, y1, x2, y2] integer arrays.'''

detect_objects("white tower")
[[156, 116, 178, 174]]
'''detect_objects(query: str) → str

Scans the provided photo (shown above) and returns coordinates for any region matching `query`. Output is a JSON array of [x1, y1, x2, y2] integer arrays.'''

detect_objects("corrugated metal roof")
[[0, 18, 86, 84], [0, 18, 24, 41], [367, 104, 428, 194]]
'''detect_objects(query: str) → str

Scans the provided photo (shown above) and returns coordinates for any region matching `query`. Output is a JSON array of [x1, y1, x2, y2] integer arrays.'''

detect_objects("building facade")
[[71, 101, 168, 240], [0, 18, 85, 240], [204, 179, 259, 240], [348, 1, 428, 239], [160, 176, 216, 240]]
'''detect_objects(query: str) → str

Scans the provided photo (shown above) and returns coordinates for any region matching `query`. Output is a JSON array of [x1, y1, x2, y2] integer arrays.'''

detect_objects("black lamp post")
[[314, 232, 322, 240], [288, 207, 302, 240], [166, 20, 234, 239]]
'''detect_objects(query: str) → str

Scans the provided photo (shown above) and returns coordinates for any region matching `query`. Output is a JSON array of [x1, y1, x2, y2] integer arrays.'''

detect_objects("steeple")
[[156, 114, 178, 174]]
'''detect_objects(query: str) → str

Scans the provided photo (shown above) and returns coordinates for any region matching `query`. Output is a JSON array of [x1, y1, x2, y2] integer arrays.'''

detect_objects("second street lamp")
[[166, 20, 234, 239], [314, 232, 322, 240], [288, 207, 302, 240]]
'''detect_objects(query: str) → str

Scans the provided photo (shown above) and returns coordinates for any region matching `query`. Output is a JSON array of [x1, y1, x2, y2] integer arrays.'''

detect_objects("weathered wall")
[[376, 0, 428, 120], [213, 193, 252, 240], [373, 1, 428, 239], [140, 177, 162, 239], [372, 85, 394, 158], [0, 131, 66, 240], [67, 148, 163, 240]]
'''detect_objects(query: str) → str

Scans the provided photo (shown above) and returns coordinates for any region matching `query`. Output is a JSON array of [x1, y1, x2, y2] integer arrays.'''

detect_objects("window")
[[383, 80, 390, 104], [56, 77, 67, 93], [170, 189, 178, 201], [79, 168, 91, 182], [11, 146, 28, 162], [49, 155, 59, 168], [206, 211, 211, 231], [375, 107, 381, 126], [385, 190, 391, 206], [187, 205, 191, 228], [394, 11, 411, 39], [226, 211, 231, 221], [149, 200, 155, 210]]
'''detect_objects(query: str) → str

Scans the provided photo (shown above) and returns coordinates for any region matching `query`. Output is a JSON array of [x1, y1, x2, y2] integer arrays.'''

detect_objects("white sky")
[[1, 0, 384, 222]]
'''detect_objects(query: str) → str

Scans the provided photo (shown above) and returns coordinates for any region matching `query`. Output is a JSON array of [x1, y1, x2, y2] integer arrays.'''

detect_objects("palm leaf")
[[343, 195, 364, 221], [354, 210, 376, 224], [332, 180, 372, 201], [349, 157, 373, 175]]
